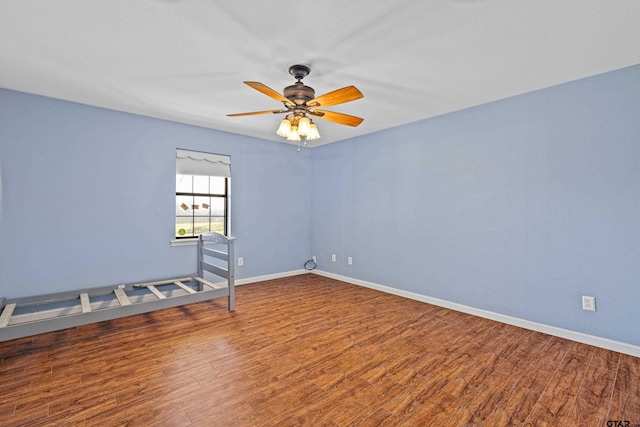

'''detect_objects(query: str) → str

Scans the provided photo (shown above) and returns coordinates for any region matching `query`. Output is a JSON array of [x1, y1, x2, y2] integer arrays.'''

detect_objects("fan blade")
[[227, 109, 287, 117], [244, 81, 294, 106], [311, 110, 364, 127], [307, 86, 363, 108]]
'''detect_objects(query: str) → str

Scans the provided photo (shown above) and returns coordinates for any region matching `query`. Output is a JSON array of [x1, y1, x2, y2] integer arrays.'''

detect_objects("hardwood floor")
[[0, 274, 638, 426]]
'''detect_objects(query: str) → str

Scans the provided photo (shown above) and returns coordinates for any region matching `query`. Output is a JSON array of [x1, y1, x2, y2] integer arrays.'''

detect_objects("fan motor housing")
[[284, 83, 315, 105]]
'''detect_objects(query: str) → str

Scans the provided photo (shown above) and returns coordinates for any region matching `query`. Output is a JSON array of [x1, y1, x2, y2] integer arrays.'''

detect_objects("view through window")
[[175, 175, 227, 238]]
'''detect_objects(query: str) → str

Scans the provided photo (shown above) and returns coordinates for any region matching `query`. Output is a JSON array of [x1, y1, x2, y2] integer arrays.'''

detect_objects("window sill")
[[170, 238, 198, 247]]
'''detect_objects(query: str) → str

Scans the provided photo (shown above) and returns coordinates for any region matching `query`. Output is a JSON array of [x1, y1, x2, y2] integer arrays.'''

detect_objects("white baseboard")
[[235, 269, 308, 286], [312, 269, 640, 358]]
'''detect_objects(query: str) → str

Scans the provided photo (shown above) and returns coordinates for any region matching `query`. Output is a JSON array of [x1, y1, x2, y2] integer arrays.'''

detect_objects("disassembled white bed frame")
[[0, 232, 235, 342]]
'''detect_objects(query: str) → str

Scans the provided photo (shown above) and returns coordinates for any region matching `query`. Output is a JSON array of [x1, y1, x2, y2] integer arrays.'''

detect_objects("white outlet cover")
[[582, 296, 596, 311]]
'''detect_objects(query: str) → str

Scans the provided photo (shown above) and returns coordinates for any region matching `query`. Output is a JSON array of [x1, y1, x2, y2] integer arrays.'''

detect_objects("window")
[[176, 175, 227, 238], [175, 149, 230, 239]]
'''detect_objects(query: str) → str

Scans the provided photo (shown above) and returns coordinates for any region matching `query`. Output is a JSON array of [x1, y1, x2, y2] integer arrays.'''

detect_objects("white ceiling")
[[1, 1, 639, 146]]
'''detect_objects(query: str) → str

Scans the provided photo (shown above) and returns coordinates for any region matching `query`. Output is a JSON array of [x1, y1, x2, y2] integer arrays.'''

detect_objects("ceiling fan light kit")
[[228, 64, 364, 146]]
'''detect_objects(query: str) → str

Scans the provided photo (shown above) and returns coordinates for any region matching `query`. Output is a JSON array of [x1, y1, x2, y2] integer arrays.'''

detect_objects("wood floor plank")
[[575, 365, 616, 419], [354, 407, 399, 426], [4, 405, 50, 427], [0, 402, 15, 419], [514, 365, 557, 393], [0, 274, 636, 426], [608, 391, 640, 422], [615, 354, 640, 398], [539, 335, 575, 367], [490, 385, 541, 426], [591, 346, 621, 371]]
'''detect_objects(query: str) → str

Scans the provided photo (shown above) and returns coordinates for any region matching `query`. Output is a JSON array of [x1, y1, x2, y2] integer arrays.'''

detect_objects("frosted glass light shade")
[[307, 123, 320, 140], [276, 119, 292, 137], [287, 126, 300, 141], [298, 116, 311, 136]]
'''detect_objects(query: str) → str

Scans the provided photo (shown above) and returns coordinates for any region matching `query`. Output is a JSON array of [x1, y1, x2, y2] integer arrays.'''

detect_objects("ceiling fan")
[[227, 64, 364, 142]]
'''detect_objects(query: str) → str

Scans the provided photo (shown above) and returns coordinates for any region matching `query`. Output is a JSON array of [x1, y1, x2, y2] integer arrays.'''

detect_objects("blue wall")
[[0, 89, 312, 299], [311, 65, 640, 346], [2, 64, 639, 347]]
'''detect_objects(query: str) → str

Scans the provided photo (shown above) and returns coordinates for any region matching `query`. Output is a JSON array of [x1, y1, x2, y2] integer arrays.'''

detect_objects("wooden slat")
[[113, 288, 132, 306], [174, 281, 197, 294], [202, 247, 229, 261], [195, 277, 224, 290], [133, 277, 193, 288], [147, 285, 166, 300], [0, 303, 16, 328], [80, 293, 92, 313]]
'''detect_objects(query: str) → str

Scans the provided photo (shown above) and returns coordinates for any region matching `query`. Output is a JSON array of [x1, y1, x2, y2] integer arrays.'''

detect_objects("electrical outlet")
[[347, 256, 353, 265], [331, 254, 336, 262], [238, 257, 244, 266], [582, 296, 596, 311]]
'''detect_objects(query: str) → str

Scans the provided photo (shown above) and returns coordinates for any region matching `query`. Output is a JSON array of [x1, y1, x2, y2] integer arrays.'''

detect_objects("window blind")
[[176, 149, 230, 177]]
